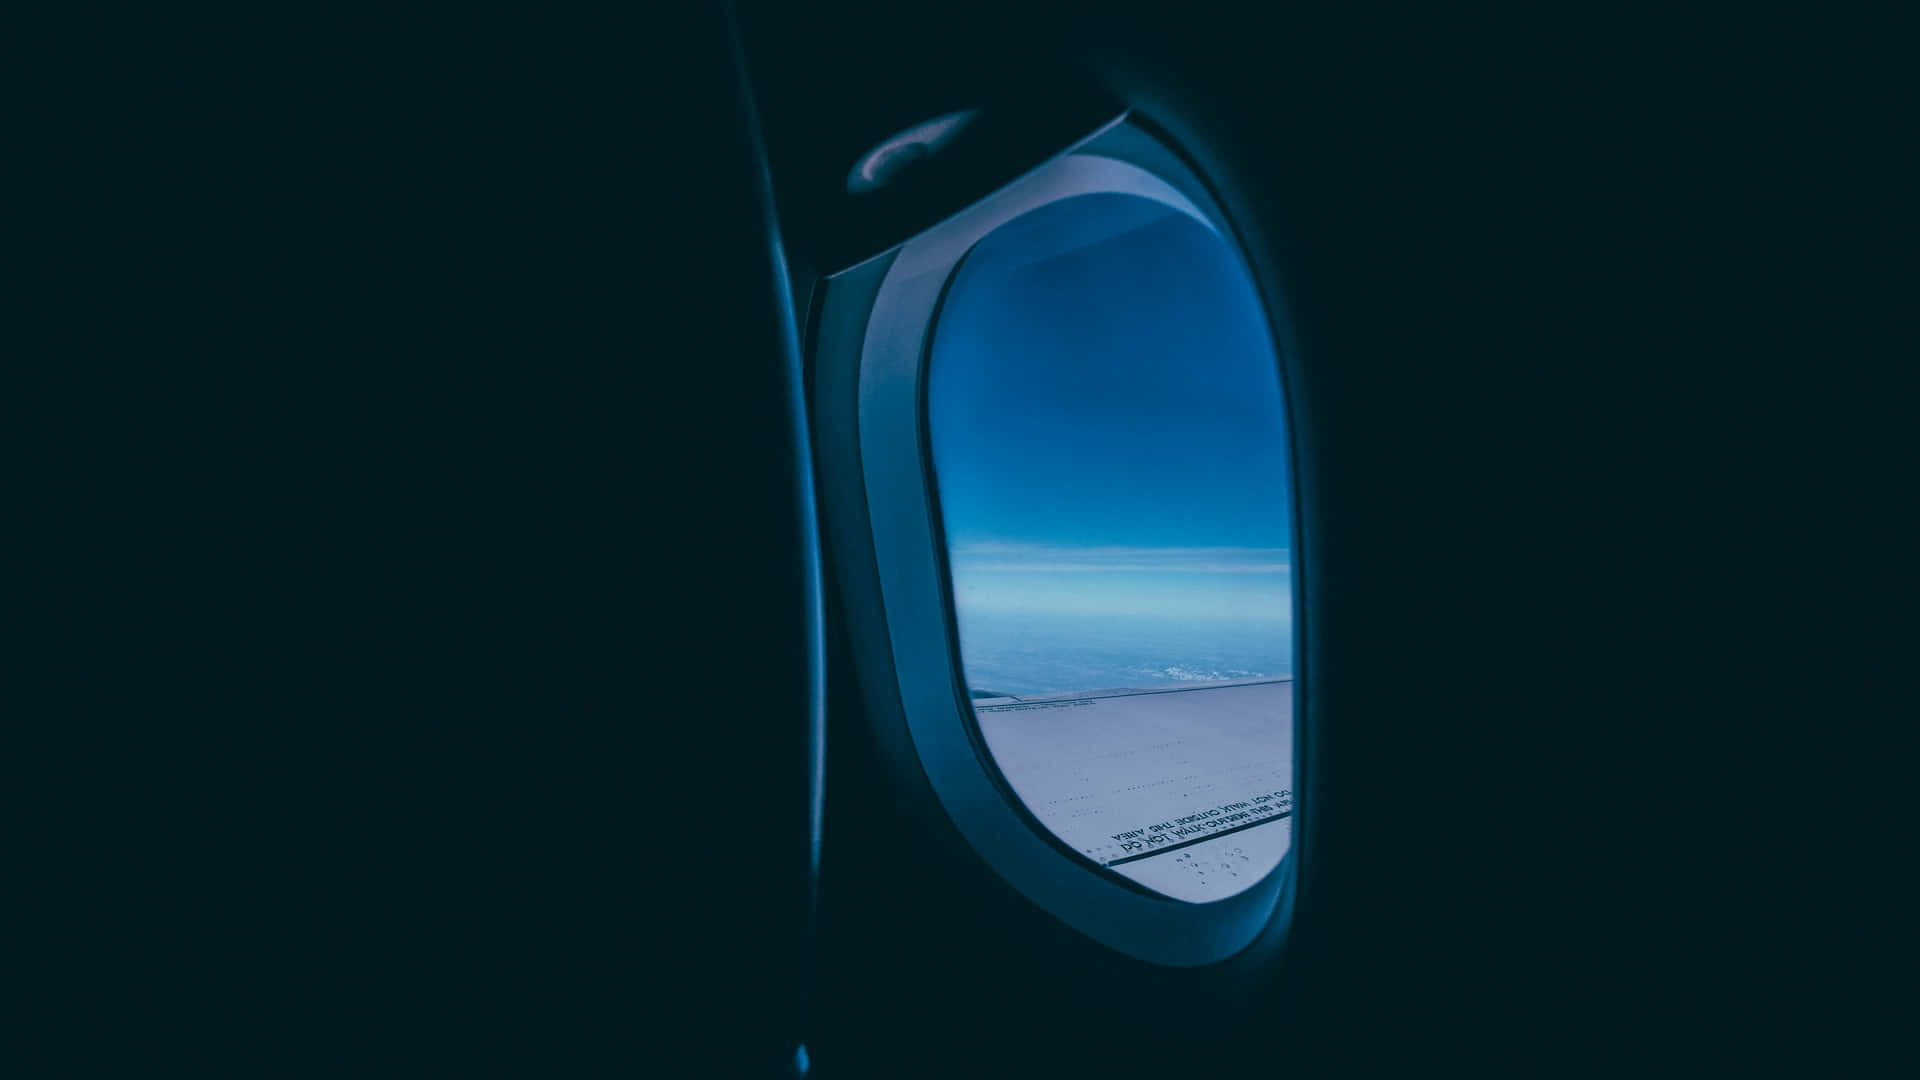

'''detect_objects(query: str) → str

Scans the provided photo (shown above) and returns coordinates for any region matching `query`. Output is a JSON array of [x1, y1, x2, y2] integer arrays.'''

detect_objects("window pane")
[[927, 193, 1294, 903]]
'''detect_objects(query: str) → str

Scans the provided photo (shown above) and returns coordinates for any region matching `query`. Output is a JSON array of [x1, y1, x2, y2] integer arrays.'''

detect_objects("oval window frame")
[[841, 115, 1303, 967]]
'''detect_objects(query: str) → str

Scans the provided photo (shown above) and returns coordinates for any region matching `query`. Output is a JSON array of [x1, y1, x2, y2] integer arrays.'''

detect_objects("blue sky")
[[927, 192, 1293, 628]]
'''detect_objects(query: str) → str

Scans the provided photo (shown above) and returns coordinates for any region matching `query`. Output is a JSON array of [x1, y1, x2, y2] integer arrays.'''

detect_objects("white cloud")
[[951, 575, 1291, 621], [954, 542, 1289, 558], [950, 542, 1290, 575]]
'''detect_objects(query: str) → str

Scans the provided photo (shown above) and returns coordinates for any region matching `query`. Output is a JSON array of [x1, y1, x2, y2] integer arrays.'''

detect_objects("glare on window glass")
[[926, 192, 1294, 903]]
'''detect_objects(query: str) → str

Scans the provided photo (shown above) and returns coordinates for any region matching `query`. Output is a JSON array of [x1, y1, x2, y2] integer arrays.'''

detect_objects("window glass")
[[926, 193, 1294, 903]]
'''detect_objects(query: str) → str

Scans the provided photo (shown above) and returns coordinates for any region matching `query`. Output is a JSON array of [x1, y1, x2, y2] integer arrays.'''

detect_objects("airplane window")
[[926, 191, 1294, 903]]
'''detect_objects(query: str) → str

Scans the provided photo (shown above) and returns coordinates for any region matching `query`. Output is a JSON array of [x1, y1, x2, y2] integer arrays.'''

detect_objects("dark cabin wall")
[[17, 8, 821, 1075]]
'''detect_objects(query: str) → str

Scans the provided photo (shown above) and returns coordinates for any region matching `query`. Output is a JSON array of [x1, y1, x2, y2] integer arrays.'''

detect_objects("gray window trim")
[[827, 115, 1299, 967]]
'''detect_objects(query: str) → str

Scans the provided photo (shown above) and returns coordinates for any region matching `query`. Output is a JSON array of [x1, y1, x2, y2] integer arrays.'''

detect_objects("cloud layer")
[[950, 542, 1290, 575]]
